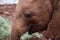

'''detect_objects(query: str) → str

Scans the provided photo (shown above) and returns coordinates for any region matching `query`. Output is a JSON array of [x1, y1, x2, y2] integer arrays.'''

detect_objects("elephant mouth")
[[28, 23, 48, 34], [28, 23, 36, 34]]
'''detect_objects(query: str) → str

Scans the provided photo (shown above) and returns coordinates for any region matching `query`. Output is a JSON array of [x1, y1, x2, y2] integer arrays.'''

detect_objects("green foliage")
[[21, 32, 32, 40], [21, 32, 43, 40], [0, 16, 11, 39]]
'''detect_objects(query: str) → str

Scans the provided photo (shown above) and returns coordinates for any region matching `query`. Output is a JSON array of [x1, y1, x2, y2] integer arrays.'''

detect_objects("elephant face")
[[11, 0, 52, 40], [16, 0, 52, 34]]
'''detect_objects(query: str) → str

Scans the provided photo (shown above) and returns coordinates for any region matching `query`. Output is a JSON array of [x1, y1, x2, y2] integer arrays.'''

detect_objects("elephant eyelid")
[[30, 0, 37, 3]]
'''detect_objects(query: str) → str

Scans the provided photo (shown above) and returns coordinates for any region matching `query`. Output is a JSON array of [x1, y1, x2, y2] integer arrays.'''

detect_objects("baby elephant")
[[10, 0, 60, 40]]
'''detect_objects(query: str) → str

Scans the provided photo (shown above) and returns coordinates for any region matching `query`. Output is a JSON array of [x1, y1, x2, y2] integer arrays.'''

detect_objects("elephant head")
[[10, 0, 53, 40]]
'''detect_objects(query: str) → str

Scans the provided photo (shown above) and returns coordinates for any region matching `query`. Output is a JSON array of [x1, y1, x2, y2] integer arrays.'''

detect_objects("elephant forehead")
[[21, 0, 50, 8]]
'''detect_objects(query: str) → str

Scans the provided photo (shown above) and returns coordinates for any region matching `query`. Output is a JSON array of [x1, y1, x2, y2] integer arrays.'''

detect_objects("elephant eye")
[[38, 6, 42, 9], [24, 11, 33, 18]]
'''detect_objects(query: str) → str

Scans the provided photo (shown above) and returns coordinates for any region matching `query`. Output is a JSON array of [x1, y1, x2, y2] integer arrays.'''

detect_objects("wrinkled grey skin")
[[10, 0, 60, 40]]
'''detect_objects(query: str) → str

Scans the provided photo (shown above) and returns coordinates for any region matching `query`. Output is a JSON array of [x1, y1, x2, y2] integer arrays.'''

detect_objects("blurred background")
[[0, 0, 18, 40]]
